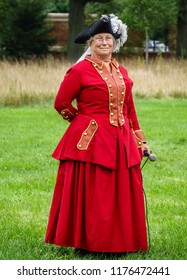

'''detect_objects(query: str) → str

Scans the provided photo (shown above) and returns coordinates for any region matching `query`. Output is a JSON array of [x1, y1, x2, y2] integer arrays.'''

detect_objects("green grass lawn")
[[0, 99, 187, 260]]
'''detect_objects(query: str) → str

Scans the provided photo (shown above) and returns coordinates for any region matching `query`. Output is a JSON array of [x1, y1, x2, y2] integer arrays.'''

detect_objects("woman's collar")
[[85, 55, 119, 69]]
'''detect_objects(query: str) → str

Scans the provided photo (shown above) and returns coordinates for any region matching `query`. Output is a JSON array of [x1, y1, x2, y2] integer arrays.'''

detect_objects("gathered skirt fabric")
[[45, 130, 148, 252]]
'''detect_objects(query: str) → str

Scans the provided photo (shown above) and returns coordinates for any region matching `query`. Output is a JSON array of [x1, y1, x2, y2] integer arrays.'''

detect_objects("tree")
[[120, 0, 177, 64], [67, 0, 111, 60], [176, 0, 187, 58], [85, 0, 120, 16], [46, 0, 69, 13], [0, 0, 54, 59]]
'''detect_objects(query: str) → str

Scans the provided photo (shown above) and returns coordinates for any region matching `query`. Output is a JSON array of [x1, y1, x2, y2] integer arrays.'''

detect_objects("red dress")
[[45, 56, 148, 252]]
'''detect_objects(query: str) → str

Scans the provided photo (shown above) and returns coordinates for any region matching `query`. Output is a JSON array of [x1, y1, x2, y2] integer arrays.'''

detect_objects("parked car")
[[143, 40, 169, 52]]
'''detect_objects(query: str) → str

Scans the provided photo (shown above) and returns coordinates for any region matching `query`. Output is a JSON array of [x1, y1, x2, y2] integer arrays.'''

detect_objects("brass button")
[[83, 132, 87, 136], [120, 101, 123, 104], [110, 103, 113, 106], [78, 144, 82, 147], [91, 121, 95, 125], [105, 77, 108, 80], [117, 69, 120, 73], [121, 92, 124, 95], [119, 76, 122, 79], [65, 115, 69, 119], [110, 93, 113, 97], [62, 111, 65, 115], [122, 82, 124, 86], [111, 120, 114, 123], [111, 112, 114, 116], [138, 141, 142, 145], [109, 84, 112, 88], [100, 70, 103, 74]]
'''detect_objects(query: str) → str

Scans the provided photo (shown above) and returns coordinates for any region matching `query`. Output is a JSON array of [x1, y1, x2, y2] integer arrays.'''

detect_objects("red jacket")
[[52, 56, 144, 170]]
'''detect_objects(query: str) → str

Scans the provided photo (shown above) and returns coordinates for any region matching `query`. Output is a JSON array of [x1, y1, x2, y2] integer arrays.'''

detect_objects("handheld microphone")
[[143, 150, 157, 162]]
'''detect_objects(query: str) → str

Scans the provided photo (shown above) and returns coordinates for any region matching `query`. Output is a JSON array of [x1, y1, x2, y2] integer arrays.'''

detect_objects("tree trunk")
[[145, 27, 149, 66], [67, 0, 87, 61], [67, 0, 111, 62], [176, 0, 187, 59]]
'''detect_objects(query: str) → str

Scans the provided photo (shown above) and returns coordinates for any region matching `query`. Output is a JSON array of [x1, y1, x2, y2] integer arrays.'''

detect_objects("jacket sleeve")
[[123, 67, 147, 146], [127, 87, 147, 147], [54, 67, 80, 122]]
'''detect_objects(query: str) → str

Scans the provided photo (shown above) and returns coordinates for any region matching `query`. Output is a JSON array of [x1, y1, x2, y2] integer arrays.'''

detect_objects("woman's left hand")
[[141, 143, 150, 156]]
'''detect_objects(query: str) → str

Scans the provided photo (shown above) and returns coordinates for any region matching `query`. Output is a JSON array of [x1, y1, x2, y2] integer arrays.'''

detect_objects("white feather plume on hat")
[[108, 14, 128, 52]]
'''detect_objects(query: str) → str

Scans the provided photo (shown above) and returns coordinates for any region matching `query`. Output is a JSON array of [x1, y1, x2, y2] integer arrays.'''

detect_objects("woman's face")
[[90, 33, 114, 60]]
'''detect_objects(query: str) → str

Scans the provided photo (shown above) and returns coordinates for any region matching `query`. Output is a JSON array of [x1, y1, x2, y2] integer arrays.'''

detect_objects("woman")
[[45, 14, 150, 253]]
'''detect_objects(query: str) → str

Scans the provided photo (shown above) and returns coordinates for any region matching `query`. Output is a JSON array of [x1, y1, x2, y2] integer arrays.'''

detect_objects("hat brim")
[[74, 23, 94, 44], [74, 18, 120, 44]]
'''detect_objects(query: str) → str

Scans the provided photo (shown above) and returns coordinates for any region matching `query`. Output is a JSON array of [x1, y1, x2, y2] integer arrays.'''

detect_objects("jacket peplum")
[[52, 56, 143, 170]]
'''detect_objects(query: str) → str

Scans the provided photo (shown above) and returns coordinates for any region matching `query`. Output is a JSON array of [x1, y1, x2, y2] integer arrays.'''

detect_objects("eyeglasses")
[[93, 36, 113, 43]]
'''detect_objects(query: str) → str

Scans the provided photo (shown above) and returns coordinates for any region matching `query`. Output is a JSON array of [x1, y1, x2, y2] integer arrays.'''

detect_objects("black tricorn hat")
[[74, 15, 120, 44]]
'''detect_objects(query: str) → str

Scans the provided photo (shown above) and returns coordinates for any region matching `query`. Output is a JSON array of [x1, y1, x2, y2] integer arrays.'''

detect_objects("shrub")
[[0, 0, 55, 59]]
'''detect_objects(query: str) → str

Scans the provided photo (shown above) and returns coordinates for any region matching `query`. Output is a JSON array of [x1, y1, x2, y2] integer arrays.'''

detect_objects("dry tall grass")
[[126, 57, 187, 99], [0, 57, 186, 106], [0, 58, 71, 106]]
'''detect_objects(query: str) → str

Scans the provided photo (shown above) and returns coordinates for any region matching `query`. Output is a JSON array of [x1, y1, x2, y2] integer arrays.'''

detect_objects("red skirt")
[[45, 131, 148, 252]]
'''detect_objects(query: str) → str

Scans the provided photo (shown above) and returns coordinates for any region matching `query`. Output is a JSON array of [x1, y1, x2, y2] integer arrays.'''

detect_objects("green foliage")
[[0, 0, 55, 59], [121, 0, 177, 37], [85, 0, 121, 19], [46, 0, 69, 13]]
